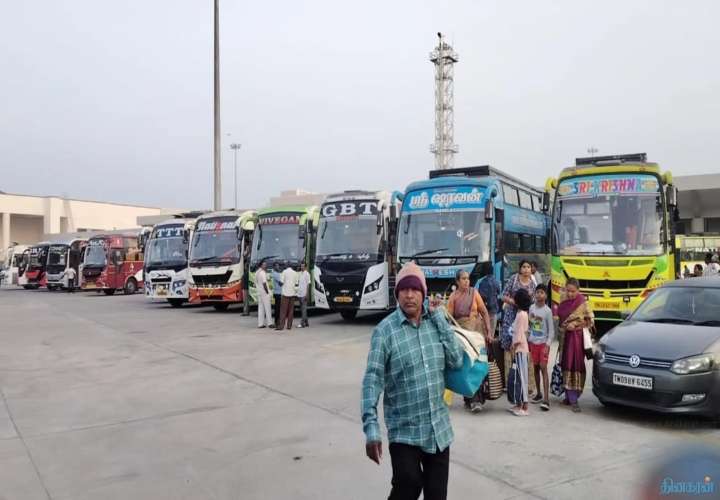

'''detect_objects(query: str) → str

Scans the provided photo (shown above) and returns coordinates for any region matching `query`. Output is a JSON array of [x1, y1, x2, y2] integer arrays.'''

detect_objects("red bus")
[[21, 243, 50, 289], [82, 234, 144, 295]]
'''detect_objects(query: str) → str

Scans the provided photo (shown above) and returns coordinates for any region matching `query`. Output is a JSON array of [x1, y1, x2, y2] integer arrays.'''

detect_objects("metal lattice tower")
[[429, 32, 459, 170]]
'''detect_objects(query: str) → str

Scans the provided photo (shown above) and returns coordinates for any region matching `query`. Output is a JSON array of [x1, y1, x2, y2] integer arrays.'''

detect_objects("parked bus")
[[187, 210, 256, 311], [546, 153, 678, 322], [0, 244, 29, 287], [46, 238, 88, 290], [143, 218, 197, 307], [81, 233, 144, 295], [676, 234, 720, 277], [397, 166, 550, 299], [19, 243, 50, 289], [313, 190, 402, 320], [248, 205, 320, 306]]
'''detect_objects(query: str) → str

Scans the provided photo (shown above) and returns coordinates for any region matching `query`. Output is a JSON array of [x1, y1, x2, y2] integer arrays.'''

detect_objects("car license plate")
[[612, 372, 653, 390], [334, 296, 352, 303], [594, 301, 619, 310]]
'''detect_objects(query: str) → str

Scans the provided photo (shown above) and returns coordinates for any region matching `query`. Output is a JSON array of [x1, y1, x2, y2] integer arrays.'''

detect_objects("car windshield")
[[316, 217, 381, 261], [251, 223, 301, 266], [146, 237, 187, 266], [632, 287, 720, 325], [397, 210, 490, 261], [555, 176, 664, 256], [84, 243, 107, 267], [190, 230, 239, 264], [48, 246, 68, 267]]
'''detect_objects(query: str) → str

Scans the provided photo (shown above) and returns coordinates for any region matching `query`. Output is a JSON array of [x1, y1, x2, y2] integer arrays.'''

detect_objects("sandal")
[[572, 403, 581, 413]]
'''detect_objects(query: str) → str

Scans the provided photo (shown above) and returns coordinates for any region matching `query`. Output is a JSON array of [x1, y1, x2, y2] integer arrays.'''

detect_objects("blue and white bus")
[[397, 166, 550, 298]]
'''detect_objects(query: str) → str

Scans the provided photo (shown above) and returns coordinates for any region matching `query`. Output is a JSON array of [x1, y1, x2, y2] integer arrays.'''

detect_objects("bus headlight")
[[364, 276, 383, 294]]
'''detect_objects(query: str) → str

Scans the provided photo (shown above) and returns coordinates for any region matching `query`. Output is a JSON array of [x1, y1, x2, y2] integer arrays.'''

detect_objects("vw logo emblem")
[[629, 355, 641, 368]]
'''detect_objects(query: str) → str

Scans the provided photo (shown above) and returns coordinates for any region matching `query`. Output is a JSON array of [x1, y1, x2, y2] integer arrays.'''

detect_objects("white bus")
[[143, 218, 196, 307], [1, 244, 29, 287], [46, 238, 88, 290]]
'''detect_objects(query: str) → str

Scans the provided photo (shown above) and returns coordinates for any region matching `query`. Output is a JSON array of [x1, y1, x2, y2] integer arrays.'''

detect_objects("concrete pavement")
[[0, 289, 718, 499]]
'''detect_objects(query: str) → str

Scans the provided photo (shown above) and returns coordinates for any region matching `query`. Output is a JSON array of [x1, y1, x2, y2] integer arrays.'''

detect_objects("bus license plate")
[[85, 283, 96, 289], [334, 296, 352, 303], [612, 373, 653, 390], [594, 301, 619, 310], [156, 285, 168, 296]]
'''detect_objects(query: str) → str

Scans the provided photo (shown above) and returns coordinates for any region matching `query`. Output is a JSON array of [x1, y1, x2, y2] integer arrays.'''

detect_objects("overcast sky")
[[1, 1, 719, 210]]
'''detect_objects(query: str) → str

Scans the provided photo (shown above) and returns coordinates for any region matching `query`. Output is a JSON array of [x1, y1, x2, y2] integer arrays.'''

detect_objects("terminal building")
[[675, 174, 720, 234], [0, 191, 182, 260]]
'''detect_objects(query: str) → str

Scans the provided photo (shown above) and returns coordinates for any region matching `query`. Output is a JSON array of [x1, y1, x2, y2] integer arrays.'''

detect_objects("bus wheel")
[[124, 278, 138, 295], [103, 288, 116, 296], [167, 299, 184, 308], [340, 309, 358, 321], [22, 285, 33, 290], [213, 303, 230, 311]]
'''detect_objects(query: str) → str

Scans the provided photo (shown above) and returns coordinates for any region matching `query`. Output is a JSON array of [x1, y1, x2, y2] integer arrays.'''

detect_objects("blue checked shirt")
[[361, 306, 464, 453]]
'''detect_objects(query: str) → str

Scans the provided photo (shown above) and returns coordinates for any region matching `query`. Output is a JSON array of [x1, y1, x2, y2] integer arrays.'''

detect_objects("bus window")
[[502, 184, 519, 206], [519, 191, 533, 210], [531, 194, 541, 212]]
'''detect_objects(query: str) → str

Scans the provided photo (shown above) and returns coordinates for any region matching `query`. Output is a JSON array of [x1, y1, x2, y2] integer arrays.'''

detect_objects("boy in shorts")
[[528, 284, 555, 411]]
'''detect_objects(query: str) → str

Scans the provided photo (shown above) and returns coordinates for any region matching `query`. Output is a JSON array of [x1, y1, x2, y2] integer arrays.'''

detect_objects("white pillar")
[[1, 212, 9, 249]]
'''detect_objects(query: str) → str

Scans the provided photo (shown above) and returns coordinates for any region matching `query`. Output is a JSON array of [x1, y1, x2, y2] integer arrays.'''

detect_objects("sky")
[[1, 0, 719, 210]]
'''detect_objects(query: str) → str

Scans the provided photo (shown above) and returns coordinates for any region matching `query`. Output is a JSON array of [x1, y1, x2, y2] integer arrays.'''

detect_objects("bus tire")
[[103, 288, 116, 296], [124, 278, 138, 295], [22, 285, 34, 290], [167, 299, 184, 308], [213, 303, 230, 311], [340, 309, 358, 321]]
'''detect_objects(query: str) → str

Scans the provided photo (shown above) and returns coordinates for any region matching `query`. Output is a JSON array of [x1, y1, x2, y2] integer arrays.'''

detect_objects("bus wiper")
[[406, 248, 449, 259], [693, 320, 720, 326], [320, 221, 328, 239], [191, 256, 223, 263]]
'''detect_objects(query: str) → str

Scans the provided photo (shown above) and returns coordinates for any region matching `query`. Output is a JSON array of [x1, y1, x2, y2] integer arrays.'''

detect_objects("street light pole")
[[230, 143, 241, 208], [213, 0, 222, 210]]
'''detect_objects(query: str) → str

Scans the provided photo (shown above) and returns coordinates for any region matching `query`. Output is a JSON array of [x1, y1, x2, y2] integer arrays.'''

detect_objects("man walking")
[[277, 263, 298, 331], [361, 262, 463, 500], [296, 262, 311, 328], [255, 261, 274, 328], [272, 263, 283, 326]]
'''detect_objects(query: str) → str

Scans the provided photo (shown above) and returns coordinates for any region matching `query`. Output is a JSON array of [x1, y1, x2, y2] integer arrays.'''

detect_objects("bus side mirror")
[[306, 219, 314, 235], [298, 226, 306, 240], [666, 186, 678, 208], [484, 199, 494, 222], [542, 192, 550, 212]]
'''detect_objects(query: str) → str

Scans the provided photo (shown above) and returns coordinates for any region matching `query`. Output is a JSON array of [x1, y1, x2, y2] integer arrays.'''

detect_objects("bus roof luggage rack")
[[575, 153, 647, 166]]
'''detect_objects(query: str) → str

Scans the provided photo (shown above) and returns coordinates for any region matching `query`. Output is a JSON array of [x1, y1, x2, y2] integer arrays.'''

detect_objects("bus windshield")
[[29, 248, 48, 268], [398, 210, 490, 261], [251, 224, 301, 265], [316, 217, 381, 261], [47, 246, 68, 268], [555, 193, 663, 256], [190, 230, 239, 265], [146, 237, 187, 267], [84, 243, 107, 267]]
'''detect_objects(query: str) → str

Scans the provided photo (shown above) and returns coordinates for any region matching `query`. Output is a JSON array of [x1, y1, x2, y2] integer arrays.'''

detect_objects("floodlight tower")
[[429, 32, 459, 170]]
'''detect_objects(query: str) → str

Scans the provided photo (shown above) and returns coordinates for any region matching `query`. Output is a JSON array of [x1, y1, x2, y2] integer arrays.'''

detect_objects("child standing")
[[528, 284, 555, 411], [510, 288, 532, 416]]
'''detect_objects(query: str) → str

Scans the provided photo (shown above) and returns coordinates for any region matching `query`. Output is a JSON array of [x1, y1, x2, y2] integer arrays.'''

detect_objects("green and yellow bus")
[[248, 205, 320, 305], [546, 153, 679, 322]]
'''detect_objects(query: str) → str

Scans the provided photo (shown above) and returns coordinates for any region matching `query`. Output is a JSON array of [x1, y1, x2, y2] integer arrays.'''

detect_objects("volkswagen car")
[[593, 278, 720, 421]]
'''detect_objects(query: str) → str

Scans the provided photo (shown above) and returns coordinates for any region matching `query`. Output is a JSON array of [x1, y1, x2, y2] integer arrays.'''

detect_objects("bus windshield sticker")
[[321, 200, 378, 218], [258, 214, 301, 225], [404, 186, 485, 212], [153, 225, 185, 238]]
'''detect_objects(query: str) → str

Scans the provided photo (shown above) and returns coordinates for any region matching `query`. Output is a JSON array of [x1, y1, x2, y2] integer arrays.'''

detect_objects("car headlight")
[[670, 354, 714, 375], [364, 276, 383, 294], [595, 349, 605, 364]]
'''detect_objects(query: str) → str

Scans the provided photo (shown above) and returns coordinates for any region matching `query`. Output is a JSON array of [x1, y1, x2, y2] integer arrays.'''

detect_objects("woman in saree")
[[556, 278, 594, 413], [447, 270, 493, 413]]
